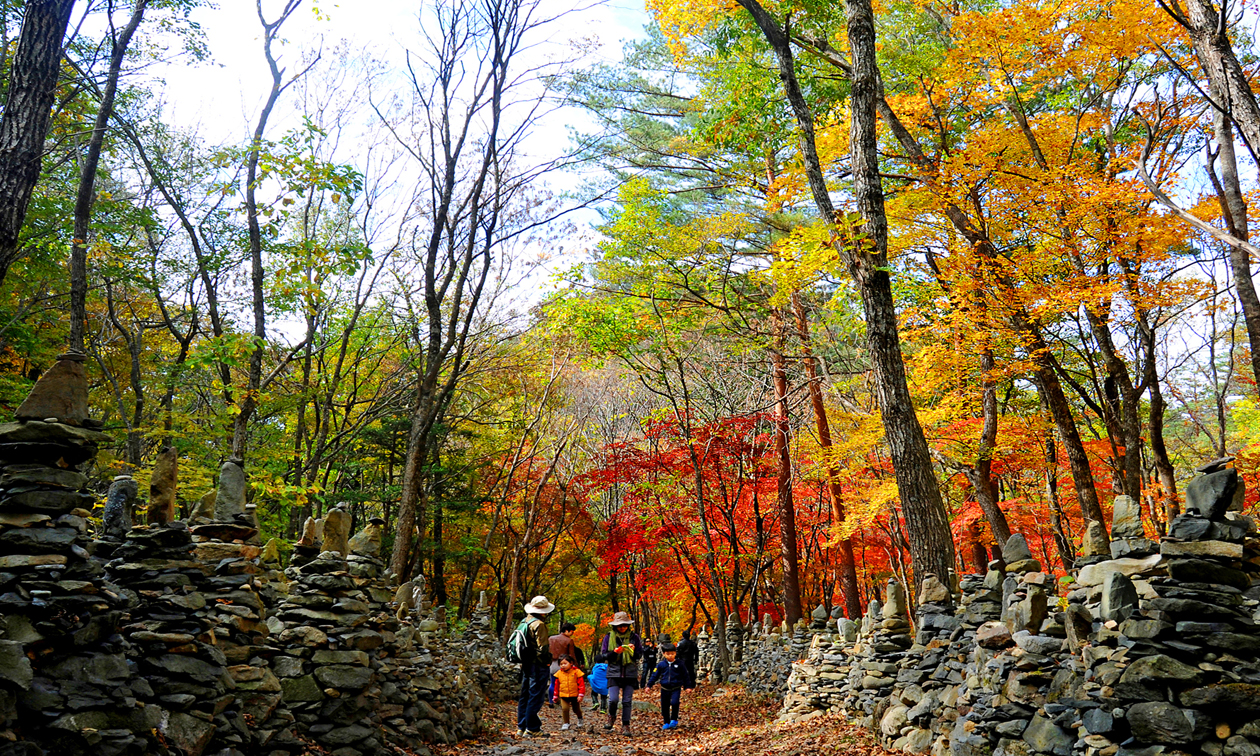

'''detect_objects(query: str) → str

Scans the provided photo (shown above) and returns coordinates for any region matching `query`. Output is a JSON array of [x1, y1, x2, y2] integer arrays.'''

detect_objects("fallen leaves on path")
[[435, 686, 891, 756]]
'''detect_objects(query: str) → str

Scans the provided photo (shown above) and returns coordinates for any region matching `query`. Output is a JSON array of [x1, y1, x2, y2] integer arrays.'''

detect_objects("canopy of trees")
[[4, 0, 1260, 671]]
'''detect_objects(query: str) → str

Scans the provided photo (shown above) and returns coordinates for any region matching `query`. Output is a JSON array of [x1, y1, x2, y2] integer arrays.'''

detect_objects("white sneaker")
[[561, 724, 570, 731]]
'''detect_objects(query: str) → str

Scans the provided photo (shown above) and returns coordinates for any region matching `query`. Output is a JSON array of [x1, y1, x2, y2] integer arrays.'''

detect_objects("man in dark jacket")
[[639, 638, 658, 688], [676, 630, 699, 688], [515, 595, 556, 738]]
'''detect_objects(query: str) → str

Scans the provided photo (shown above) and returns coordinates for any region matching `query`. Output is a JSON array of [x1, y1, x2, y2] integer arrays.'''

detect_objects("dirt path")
[[435, 687, 886, 756]]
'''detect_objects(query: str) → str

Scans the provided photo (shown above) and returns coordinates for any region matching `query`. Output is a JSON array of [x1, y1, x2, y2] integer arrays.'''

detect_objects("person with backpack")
[[596, 611, 644, 736], [508, 595, 556, 738]]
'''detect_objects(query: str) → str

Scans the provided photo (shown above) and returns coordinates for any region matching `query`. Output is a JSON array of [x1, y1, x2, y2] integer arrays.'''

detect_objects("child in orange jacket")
[[551, 655, 586, 730]]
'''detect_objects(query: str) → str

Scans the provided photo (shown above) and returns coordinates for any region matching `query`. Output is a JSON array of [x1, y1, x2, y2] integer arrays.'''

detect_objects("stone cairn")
[[459, 591, 518, 702], [0, 356, 143, 756]]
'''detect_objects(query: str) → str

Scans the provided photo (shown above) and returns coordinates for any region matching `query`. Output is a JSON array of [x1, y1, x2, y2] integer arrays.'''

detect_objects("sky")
[[155, 0, 649, 155]]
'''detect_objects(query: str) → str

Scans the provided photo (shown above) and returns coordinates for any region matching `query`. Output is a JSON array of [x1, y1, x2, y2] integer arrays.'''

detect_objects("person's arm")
[[647, 660, 664, 687], [578, 674, 586, 699]]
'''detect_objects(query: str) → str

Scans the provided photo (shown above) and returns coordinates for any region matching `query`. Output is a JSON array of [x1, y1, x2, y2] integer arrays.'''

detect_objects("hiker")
[[677, 630, 699, 689], [639, 637, 658, 688], [510, 595, 556, 738], [589, 658, 609, 713], [597, 611, 644, 736], [646, 642, 688, 730], [551, 654, 586, 730], [548, 621, 579, 704]]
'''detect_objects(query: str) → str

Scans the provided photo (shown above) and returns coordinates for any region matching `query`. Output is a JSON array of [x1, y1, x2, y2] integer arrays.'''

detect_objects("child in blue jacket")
[[646, 643, 687, 730], [589, 661, 609, 713]]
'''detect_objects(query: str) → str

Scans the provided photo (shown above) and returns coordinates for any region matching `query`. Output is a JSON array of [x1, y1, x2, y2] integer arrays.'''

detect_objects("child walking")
[[589, 660, 609, 713], [646, 643, 687, 730], [551, 655, 586, 731]]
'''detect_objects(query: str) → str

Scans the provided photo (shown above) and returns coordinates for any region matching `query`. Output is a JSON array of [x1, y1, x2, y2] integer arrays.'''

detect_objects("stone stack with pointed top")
[[0, 356, 145, 755]]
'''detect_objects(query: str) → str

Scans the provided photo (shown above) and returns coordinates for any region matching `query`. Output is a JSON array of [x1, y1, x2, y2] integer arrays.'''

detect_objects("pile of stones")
[[459, 592, 519, 702], [0, 356, 144, 755]]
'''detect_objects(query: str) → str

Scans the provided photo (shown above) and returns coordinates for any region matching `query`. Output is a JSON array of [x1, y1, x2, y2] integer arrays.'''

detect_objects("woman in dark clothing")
[[596, 611, 644, 736]]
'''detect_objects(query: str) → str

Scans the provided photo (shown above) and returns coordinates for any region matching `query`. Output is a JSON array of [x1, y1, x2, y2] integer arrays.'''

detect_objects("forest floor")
[[434, 686, 889, 756]]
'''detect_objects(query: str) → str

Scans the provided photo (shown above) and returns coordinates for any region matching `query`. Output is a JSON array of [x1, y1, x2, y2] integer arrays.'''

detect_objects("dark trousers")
[[660, 687, 681, 723], [517, 663, 549, 732]]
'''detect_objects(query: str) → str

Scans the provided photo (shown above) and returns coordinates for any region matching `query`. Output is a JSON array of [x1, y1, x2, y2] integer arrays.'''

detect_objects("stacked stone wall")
[[0, 388, 512, 756], [745, 460, 1260, 756]]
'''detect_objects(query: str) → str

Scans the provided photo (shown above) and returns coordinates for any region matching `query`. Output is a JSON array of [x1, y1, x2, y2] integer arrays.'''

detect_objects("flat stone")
[[0, 489, 94, 514], [0, 465, 86, 489], [0, 512, 50, 527], [0, 553, 66, 569], [311, 649, 369, 666], [1077, 554, 1163, 586], [313, 664, 372, 690], [160, 711, 216, 755], [1180, 683, 1260, 714], [1160, 540, 1243, 559], [190, 522, 259, 542], [1013, 631, 1063, 655], [1082, 708, 1114, 734], [1166, 558, 1250, 589], [280, 674, 324, 701], [193, 541, 261, 562]]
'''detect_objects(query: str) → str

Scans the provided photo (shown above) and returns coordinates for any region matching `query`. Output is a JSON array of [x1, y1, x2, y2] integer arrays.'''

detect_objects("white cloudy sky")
[[153, 0, 647, 159]]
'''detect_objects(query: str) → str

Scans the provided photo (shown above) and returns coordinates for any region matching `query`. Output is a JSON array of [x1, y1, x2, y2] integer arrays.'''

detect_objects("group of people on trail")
[[509, 595, 700, 738]]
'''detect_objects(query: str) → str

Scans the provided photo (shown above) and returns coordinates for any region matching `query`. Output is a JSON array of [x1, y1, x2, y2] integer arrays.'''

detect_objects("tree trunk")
[[736, 0, 956, 590], [69, 1, 147, 353], [791, 293, 861, 619], [965, 349, 1012, 545], [0, 0, 75, 289], [770, 309, 803, 626]]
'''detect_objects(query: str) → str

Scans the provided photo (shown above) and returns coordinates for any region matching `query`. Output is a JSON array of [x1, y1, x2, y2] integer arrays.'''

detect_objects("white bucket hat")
[[524, 595, 556, 615]]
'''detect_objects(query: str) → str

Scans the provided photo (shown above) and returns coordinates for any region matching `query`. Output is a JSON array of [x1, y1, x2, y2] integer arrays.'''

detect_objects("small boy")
[[646, 642, 687, 730], [588, 660, 609, 713], [551, 654, 586, 731]]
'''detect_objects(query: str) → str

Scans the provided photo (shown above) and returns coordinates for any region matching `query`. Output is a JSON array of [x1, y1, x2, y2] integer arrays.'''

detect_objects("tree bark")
[[770, 309, 803, 626], [736, 0, 956, 591], [0, 0, 75, 290], [964, 349, 1012, 545]]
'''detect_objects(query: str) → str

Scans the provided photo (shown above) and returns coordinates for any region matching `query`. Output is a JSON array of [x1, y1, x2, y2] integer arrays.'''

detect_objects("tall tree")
[[0, 0, 76, 291], [734, 0, 957, 591]]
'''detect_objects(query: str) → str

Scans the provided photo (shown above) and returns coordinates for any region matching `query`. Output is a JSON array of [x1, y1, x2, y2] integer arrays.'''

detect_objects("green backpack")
[[506, 617, 538, 664]]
